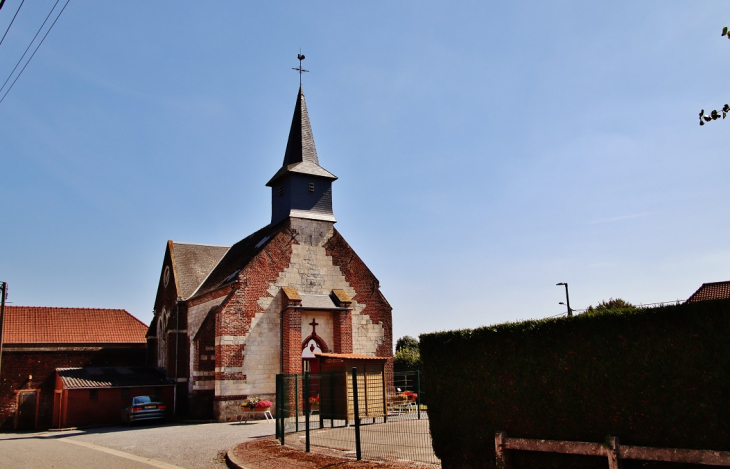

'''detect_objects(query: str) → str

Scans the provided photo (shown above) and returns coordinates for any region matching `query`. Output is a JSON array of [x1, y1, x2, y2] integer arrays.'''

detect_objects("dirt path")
[[228, 437, 436, 468]]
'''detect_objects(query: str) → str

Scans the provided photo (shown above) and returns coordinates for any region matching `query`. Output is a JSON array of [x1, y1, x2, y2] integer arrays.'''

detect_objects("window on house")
[[308, 183, 315, 192], [278, 186, 284, 196], [90, 390, 98, 401]]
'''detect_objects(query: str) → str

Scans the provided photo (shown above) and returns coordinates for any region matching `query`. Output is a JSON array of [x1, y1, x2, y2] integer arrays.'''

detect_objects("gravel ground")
[[229, 438, 435, 469]]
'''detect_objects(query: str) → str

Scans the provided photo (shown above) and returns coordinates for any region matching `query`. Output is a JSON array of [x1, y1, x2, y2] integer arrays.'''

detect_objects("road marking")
[[60, 439, 185, 469]]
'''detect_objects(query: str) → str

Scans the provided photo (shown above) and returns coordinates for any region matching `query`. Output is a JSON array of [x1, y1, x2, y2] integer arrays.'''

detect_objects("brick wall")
[[325, 227, 393, 372], [164, 330, 189, 380], [333, 310, 353, 354], [213, 227, 294, 405], [189, 311, 215, 417], [282, 307, 302, 374], [180, 218, 394, 421], [146, 337, 158, 368], [0, 347, 146, 431]]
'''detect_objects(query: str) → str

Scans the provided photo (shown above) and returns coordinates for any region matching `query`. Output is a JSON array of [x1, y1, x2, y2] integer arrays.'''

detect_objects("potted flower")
[[308, 395, 319, 412], [391, 391, 417, 413], [394, 391, 418, 403], [402, 391, 417, 402]]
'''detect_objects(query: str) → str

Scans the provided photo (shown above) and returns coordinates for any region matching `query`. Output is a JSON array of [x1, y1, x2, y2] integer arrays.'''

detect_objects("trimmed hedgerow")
[[420, 299, 730, 469]]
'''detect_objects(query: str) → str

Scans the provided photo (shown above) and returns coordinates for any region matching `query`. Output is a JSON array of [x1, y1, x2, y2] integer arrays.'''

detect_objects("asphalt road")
[[0, 420, 275, 469]]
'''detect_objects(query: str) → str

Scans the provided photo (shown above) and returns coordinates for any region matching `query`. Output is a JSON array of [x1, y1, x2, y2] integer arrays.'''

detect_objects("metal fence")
[[275, 370, 439, 466]]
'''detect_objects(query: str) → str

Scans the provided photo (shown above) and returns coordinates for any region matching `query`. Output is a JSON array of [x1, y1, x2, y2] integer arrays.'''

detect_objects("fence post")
[[352, 367, 362, 461], [295, 373, 299, 433], [495, 431, 510, 469], [304, 372, 311, 453], [416, 370, 421, 420], [606, 436, 622, 469], [329, 372, 335, 428], [277, 374, 285, 445], [275, 374, 281, 440]]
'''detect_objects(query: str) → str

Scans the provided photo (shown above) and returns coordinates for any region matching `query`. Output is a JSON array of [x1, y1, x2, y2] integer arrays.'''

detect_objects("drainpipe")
[[174, 304, 179, 415], [280, 308, 284, 373]]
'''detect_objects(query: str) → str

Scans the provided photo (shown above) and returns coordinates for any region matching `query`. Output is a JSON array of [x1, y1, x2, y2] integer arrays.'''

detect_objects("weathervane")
[[292, 50, 309, 86]]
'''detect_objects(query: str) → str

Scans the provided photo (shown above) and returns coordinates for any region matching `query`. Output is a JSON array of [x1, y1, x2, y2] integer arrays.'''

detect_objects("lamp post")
[[556, 282, 573, 317]]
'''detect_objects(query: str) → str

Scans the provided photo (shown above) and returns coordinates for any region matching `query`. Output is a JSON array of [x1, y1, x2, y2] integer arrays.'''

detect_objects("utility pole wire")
[[0, 0, 59, 96], [0, 0, 70, 105], [0, 0, 25, 47]]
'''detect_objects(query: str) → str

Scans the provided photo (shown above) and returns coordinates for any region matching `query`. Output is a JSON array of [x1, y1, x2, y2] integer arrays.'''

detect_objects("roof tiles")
[[3, 306, 147, 344], [686, 281, 730, 303], [170, 242, 230, 299], [316, 352, 388, 361]]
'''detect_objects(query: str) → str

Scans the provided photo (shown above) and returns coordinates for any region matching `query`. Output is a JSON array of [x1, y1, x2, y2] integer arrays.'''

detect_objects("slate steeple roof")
[[267, 86, 337, 224], [267, 86, 337, 186]]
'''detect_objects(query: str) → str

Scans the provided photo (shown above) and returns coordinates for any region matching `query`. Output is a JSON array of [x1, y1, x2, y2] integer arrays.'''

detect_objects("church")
[[148, 83, 393, 420]]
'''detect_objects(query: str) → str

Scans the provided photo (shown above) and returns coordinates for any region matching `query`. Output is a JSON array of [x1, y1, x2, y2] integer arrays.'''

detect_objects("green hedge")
[[420, 299, 730, 469]]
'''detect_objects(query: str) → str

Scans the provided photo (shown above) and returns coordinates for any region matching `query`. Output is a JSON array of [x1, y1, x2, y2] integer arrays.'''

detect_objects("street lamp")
[[556, 282, 573, 317]]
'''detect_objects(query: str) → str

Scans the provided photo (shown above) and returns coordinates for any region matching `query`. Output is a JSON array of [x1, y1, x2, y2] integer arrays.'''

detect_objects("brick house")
[[149, 86, 393, 421], [0, 307, 147, 430]]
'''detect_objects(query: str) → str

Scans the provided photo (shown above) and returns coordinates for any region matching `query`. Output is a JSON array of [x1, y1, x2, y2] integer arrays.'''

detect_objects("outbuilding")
[[54, 366, 174, 428]]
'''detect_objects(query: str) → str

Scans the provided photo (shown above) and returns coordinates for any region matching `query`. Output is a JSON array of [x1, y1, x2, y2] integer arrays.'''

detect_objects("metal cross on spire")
[[292, 51, 309, 86]]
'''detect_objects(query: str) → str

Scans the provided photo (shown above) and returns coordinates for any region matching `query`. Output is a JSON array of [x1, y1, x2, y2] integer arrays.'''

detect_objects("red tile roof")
[[316, 352, 388, 361], [2, 306, 147, 344], [686, 281, 730, 303]]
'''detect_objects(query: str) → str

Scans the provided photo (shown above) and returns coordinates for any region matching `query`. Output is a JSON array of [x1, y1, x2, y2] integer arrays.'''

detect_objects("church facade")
[[148, 86, 393, 420]]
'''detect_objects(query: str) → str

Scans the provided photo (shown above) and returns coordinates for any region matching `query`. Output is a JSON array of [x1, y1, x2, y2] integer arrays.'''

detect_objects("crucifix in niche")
[[302, 317, 327, 374]]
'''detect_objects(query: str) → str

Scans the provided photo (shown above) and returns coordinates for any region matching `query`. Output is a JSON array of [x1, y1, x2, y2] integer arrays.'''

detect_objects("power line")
[[0, 0, 58, 96], [0, 0, 25, 47], [0, 0, 70, 105]]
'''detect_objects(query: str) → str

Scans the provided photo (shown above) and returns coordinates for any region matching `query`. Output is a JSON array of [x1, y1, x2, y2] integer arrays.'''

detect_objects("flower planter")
[[242, 406, 271, 413], [239, 398, 274, 422]]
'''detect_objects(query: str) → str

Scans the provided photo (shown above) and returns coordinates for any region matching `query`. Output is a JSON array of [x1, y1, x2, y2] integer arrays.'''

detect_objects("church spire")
[[267, 85, 337, 225], [283, 86, 320, 168]]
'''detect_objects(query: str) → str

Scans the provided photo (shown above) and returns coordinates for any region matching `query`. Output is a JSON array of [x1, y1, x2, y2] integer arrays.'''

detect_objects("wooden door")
[[16, 391, 37, 431]]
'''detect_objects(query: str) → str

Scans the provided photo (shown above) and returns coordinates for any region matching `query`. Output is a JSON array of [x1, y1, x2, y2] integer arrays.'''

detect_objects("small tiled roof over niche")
[[3, 306, 147, 344]]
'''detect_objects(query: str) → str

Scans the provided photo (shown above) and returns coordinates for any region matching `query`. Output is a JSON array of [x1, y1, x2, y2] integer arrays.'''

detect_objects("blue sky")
[[1, 1, 729, 343]]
